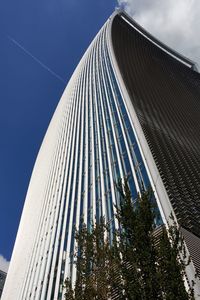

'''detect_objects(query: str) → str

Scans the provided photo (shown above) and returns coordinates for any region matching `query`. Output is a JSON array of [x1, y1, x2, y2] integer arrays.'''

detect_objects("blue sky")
[[0, 0, 118, 268]]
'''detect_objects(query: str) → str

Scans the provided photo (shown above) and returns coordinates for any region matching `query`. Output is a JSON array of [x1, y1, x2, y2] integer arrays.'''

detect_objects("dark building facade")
[[112, 12, 200, 277], [0, 270, 6, 299]]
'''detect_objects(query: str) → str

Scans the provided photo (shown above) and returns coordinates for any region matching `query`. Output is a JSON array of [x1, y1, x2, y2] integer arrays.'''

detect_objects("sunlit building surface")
[[2, 10, 200, 299]]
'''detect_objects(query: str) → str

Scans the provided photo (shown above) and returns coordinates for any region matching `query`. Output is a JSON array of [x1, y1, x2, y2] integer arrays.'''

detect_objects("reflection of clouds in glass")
[[117, 0, 200, 65], [0, 254, 9, 272]]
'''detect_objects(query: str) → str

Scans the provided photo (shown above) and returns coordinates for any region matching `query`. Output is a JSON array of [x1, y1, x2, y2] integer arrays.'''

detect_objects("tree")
[[64, 180, 195, 299], [116, 179, 195, 300], [116, 179, 162, 299], [157, 218, 195, 300], [73, 217, 114, 299], [64, 277, 75, 300]]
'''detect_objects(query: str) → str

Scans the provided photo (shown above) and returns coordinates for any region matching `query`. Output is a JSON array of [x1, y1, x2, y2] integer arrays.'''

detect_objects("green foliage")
[[157, 218, 195, 300], [64, 179, 195, 299], [64, 277, 74, 300], [116, 179, 161, 300], [73, 217, 113, 299]]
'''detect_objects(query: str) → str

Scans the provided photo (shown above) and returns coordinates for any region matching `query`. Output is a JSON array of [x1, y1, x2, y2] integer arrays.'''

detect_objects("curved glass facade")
[[3, 10, 200, 300]]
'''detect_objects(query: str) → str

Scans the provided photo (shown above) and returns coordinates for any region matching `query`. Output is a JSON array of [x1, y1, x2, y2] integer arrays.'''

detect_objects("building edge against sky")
[[2, 9, 200, 299]]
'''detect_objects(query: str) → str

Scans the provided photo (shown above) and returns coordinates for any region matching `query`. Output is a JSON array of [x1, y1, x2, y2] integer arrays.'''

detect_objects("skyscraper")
[[2, 9, 200, 299]]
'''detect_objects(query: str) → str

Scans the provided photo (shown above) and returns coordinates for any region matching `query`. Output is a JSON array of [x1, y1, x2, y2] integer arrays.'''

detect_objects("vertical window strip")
[[62, 68, 86, 282], [52, 74, 85, 298], [92, 39, 106, 219], [47, 69, 83, 293], [20, 132, 61, 300], [95, 30, 117, 223], [26, 108, 69, 299], [106, 55, 149, 191], [43, 86, 79, 300], [102, 45, 140, 199], [36, 104, 72, 300], [39, 88, 79, 300]]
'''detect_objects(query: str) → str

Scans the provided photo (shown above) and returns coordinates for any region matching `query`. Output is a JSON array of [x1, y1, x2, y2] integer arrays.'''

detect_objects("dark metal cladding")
[[0, 270, 6, 298], [111, 14, 200, 238], [181, 227, 200, 277]]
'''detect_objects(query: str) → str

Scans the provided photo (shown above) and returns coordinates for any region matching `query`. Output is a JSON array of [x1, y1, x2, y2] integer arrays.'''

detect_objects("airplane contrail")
[[7, 35, 66, 84]]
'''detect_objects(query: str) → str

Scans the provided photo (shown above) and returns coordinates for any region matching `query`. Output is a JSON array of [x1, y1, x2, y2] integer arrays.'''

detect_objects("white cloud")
[[117, 0, 200, 66], [0, 254, 9, 273]]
